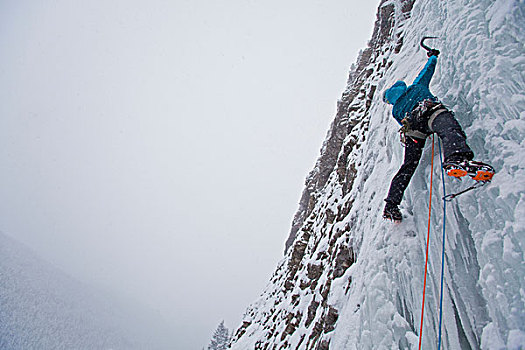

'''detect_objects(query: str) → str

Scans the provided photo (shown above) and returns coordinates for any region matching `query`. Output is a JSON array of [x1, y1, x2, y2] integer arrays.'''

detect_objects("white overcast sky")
[[0, 0, 380, 348]]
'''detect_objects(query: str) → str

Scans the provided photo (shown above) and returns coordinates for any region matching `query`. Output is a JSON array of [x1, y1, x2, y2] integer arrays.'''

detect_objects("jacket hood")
[[383, 81, 407, 105]]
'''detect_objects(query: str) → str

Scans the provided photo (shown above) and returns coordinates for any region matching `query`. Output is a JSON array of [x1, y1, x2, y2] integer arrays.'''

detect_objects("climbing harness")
[[399, 99, 448, 147]]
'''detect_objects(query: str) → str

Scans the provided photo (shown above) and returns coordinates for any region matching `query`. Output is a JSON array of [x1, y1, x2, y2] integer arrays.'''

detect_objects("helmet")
[[383, 81, 407, 105]]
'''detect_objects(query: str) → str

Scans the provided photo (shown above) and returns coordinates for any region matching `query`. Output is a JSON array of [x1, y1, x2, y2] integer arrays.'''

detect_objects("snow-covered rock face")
[[0, 232, 172, 349], [231, 0, 524, 349]]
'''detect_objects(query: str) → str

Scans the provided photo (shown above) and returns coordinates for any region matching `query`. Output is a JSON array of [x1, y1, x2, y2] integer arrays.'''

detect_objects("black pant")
[[385, 111, 474, 205]]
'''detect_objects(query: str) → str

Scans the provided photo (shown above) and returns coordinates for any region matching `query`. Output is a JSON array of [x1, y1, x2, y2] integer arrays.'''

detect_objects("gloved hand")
[[427, 49, 440, 57]]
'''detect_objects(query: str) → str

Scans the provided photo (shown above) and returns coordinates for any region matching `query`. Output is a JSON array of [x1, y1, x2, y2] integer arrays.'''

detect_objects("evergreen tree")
[[207, 321, 230, 350]]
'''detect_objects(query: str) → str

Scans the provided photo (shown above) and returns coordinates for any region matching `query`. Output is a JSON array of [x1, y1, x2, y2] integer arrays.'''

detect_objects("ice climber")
[[382, 48, 494, 222]]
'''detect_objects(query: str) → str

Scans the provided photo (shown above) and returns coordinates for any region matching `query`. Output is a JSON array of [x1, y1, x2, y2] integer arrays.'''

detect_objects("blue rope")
[[437, 139, 447, 349]]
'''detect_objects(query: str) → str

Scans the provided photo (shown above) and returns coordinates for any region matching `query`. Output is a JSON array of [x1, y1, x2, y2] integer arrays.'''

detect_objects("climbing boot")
[[383, 202, 402, 222]]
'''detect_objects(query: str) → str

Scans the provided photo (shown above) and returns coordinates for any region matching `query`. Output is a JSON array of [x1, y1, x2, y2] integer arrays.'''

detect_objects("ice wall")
[[230, 0, 524, 349]]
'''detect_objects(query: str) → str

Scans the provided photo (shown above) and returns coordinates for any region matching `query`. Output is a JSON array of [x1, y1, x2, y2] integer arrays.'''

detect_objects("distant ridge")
[[0, 231, 172, 349]]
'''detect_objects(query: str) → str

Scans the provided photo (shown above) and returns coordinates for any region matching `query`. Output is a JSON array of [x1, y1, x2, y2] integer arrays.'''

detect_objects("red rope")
[[419, 134, 435, 350]]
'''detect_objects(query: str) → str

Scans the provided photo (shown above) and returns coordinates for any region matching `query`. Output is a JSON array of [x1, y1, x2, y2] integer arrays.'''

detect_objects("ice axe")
[[420, 36, 440, 57]]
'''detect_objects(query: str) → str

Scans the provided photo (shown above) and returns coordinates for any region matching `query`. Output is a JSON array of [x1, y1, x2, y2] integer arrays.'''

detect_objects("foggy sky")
[[0, 0, 380, 348]]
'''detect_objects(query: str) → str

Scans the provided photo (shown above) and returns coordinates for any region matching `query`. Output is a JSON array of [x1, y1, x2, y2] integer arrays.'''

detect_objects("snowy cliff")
[[231, 0, 524, 349], [0, 232, 172, 349]]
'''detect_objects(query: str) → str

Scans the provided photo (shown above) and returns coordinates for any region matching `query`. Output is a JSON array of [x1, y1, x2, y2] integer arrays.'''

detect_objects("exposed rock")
[[306, 300, 320, 328], [333, 246, 355, 278]]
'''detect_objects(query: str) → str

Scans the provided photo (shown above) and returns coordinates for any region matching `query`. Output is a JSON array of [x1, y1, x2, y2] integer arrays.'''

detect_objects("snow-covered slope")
[[231, 0, 524, 349], [0, 232, 172, 349]]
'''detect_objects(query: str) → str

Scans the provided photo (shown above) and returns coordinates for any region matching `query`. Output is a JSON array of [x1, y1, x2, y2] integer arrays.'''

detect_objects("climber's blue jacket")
[[383, 56, 438, 125]]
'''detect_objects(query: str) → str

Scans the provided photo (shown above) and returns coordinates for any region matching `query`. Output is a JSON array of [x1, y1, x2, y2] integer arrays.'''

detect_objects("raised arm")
[[412, 56, 438, 87]]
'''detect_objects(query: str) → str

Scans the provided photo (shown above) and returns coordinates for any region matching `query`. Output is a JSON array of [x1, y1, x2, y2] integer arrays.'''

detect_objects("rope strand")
[[419, 134, 435, 350], [437, 139, 447, 349]]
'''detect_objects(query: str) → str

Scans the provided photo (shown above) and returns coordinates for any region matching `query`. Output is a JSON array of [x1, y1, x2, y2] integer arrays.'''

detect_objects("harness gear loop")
[[399, 118, 426, 146], [399, 119, 410, 146]]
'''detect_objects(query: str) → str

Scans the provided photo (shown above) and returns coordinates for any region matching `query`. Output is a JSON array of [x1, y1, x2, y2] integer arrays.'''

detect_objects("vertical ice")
[[230, 0, 525, 349]]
